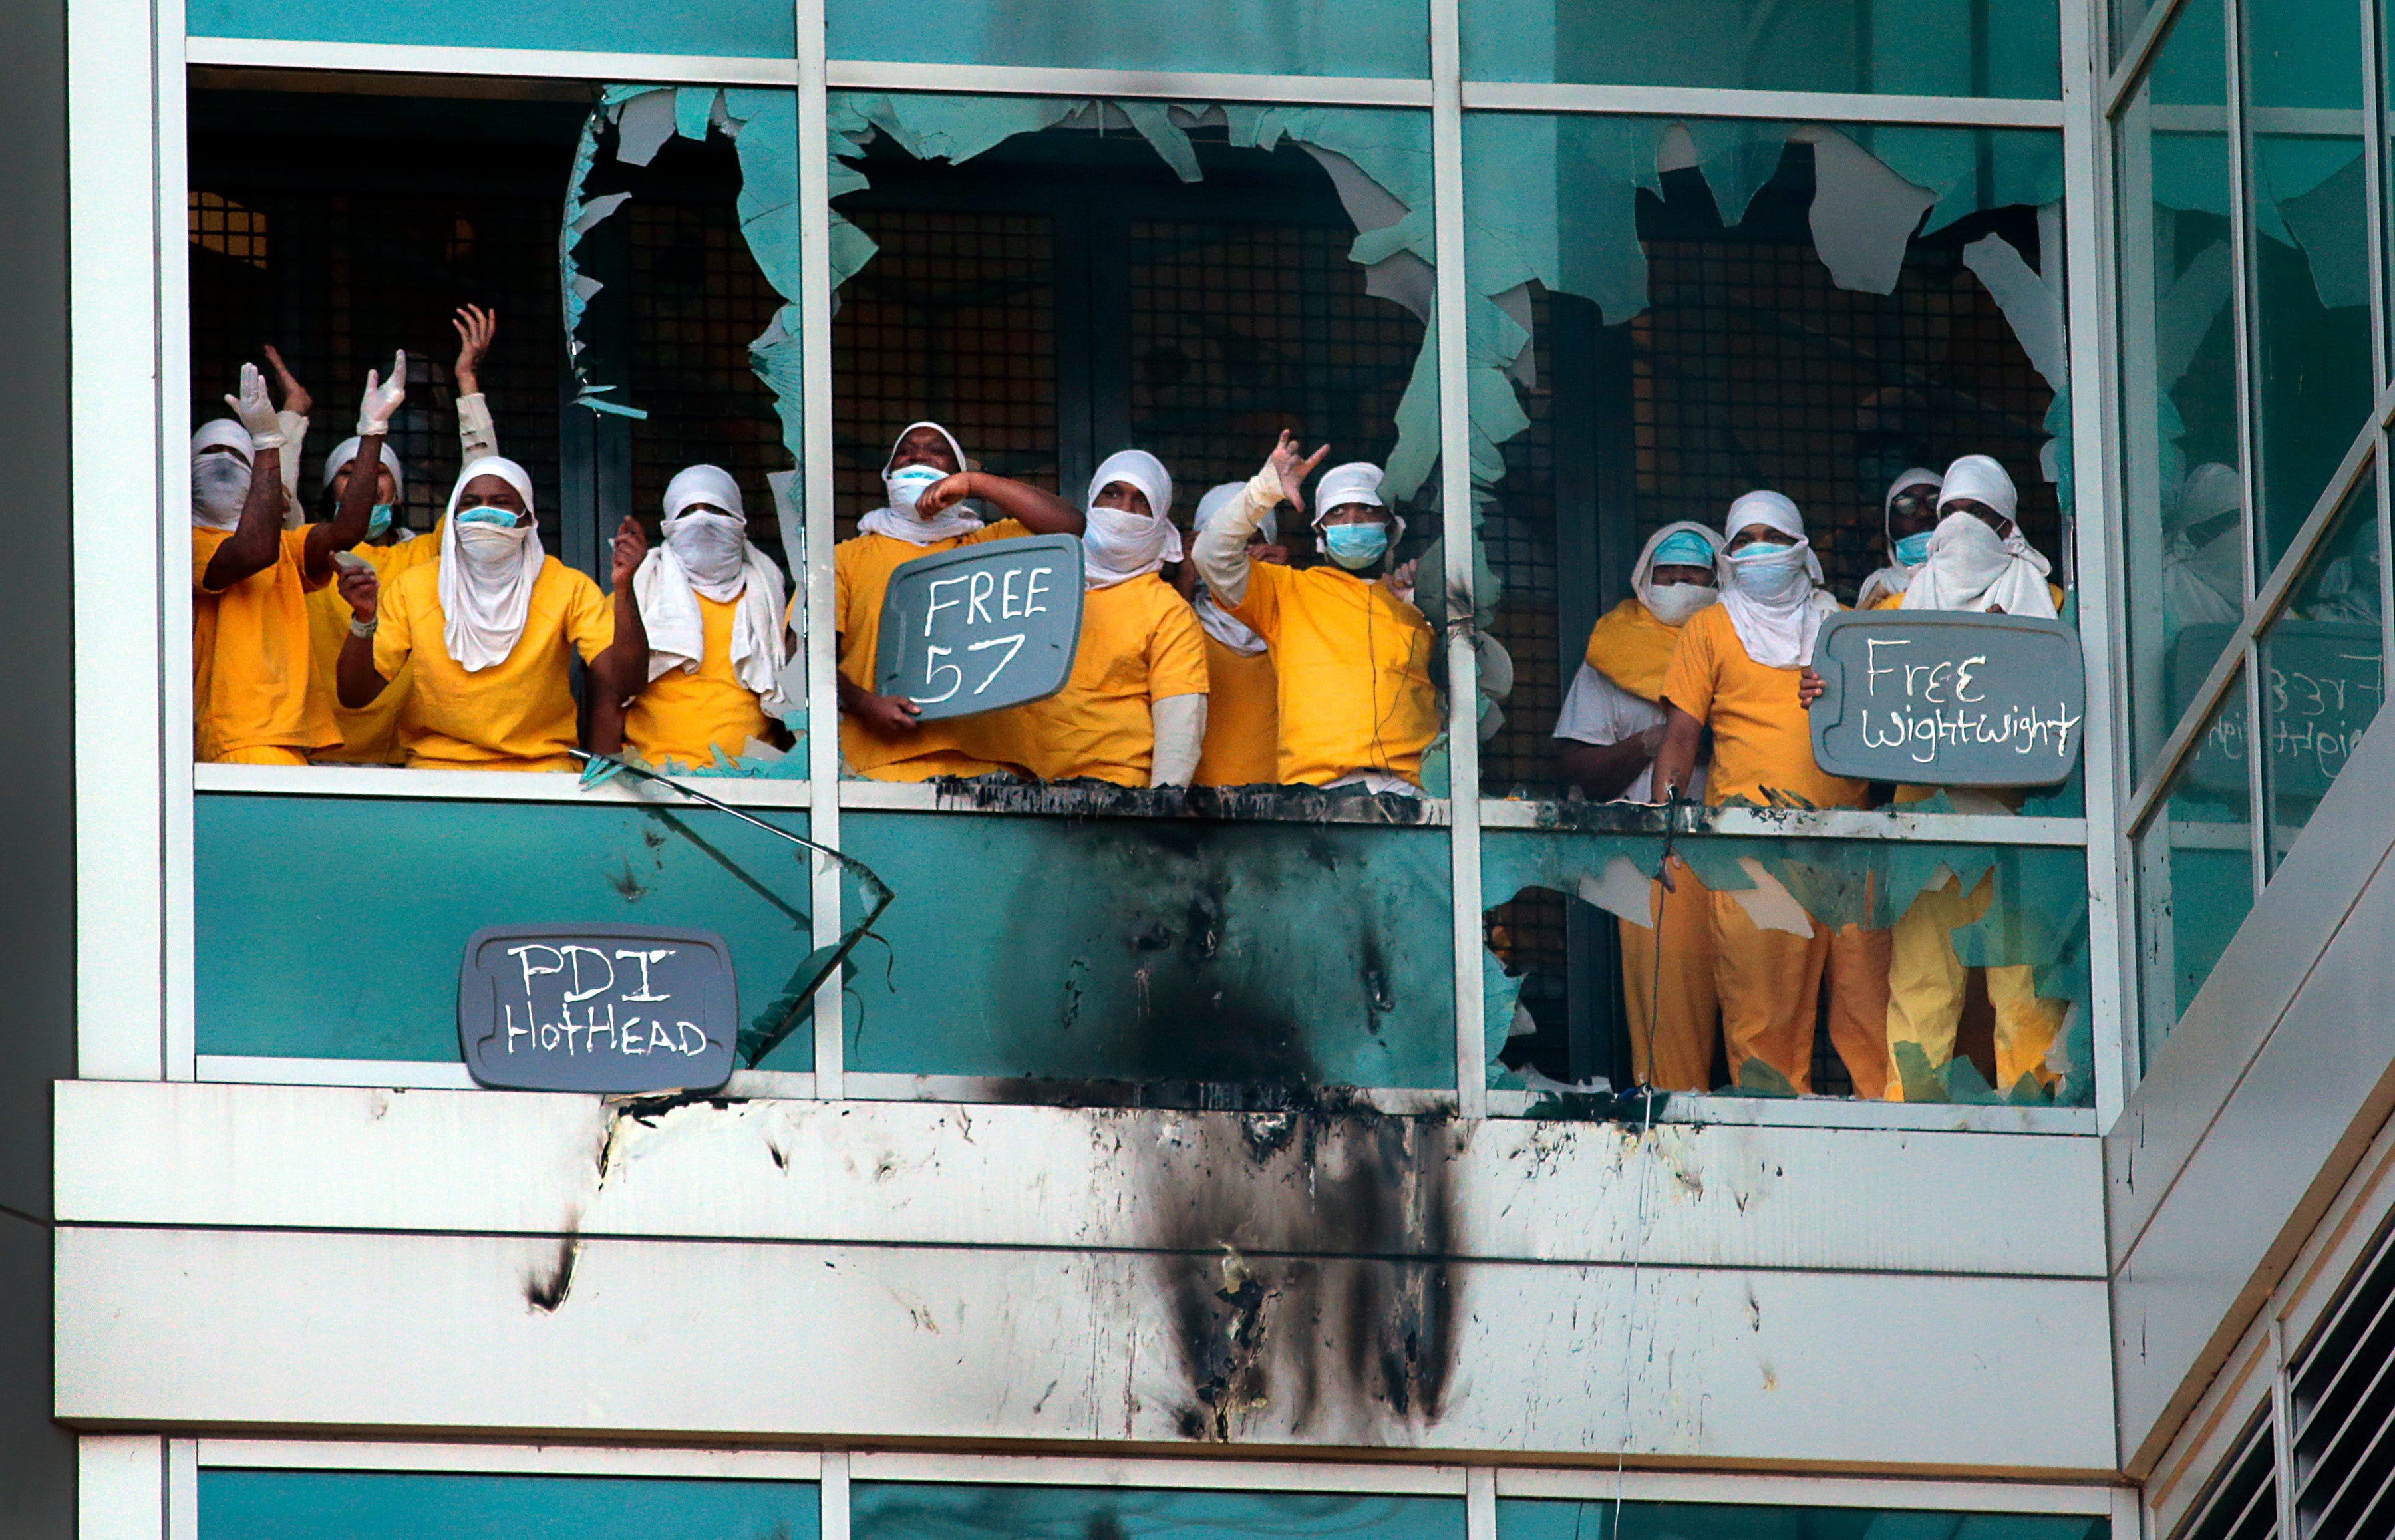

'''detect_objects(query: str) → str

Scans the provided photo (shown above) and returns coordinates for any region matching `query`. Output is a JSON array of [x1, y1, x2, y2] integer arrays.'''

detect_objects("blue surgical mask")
[[1724, 539, 1814, 605], [367, 503, 395, 538], [885, 464, 946, 513], [455, 504, 518, 528], [1892, 530, 1933, 567], [1323, 523, 1390, 570]]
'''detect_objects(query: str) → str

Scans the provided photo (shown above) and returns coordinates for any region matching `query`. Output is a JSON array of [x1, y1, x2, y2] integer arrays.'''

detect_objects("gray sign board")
[[875, 534, 1085, 720], [458, 923, 738, 1094], [1808, 610, 2086, 786]]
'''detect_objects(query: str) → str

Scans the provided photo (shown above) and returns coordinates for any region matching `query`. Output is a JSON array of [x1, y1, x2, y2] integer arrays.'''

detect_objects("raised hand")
[[1267, 430, 1331, 513], [452, 305, 498, 396], [357, 349, 408, 436], [609, 514, 649, 592], [223, 362, 285, 447], [337, 561, 380, 623], [261, 344, 311, 418], [915, 472, 973, 515]]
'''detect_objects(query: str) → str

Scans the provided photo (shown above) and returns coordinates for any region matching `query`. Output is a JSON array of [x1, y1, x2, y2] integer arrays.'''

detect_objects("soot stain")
[[607, 860, 649, 902], [524, 1233, 579, 1312]]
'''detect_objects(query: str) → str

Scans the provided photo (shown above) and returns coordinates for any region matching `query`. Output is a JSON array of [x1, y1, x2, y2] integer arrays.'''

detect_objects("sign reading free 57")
[[874, 534, 1085, 720]]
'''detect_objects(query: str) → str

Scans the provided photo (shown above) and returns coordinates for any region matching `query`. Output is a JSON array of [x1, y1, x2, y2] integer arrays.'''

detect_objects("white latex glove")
[[355, 349, 407, 437], [223, 363, 284, 450]]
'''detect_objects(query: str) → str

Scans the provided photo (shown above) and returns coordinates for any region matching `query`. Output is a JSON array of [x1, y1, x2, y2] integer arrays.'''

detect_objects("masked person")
[[1192, 432, 1440, 793], [333, 457, 650, 771], [834, 421, 1084, 780], [1651, 491, 1891, 1098], [2164, 461, 2244, 633], [617, 465, 794, 771], [1854, 468, 1943, 610], [991, 450, 1208, 786], [192, 357, 393, 764], [1184, 481, 1285, 786], [1553, 522, 1724, 1091]]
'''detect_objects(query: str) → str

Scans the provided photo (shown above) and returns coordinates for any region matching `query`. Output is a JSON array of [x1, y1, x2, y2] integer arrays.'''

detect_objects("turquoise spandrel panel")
[[854, 1483, 1464, 1540], [200, 1471, 818, 1540], [1500, 1496, 2107, 1540], [195, 793, 820, 1070], [826, 0, 1428, 77], [188, 0, 793, 57]]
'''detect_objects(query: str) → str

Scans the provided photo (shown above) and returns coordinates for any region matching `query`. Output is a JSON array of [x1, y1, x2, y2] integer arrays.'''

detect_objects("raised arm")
[[589, 516, 651, 707], [915, 470, 1082, 535], [302, 350, 405, 580], [452, 305, 500, 461], [262, 344, 313, 510], [202, 364, 295, 590], [1194, 430, 1324, 607]]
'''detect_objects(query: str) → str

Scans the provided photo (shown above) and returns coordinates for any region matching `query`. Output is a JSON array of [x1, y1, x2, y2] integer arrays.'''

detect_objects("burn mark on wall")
[[524, 1232, 580, 1312]]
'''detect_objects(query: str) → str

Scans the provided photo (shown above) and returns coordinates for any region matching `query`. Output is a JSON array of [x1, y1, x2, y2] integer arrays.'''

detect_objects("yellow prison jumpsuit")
[[1193, 635, 1279, 787], [1871, 590, 2070, 1098], [193, 526, 340, 766], [977, 572, 1210, 786], [1661, 603, 1892, 1098], [369, 556, 615, 772], [832, 521, 1033, 780], [1577, 597, 1718, 1092], [625, 591, 780, 772], [1229, 560, 1440, 788], [304, 529, 440, 764]]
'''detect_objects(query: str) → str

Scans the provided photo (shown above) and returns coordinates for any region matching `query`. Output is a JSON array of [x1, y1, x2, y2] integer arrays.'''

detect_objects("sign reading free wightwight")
[[1808, 611, 2086, 786], [457, 923, 738, 1093], [875, 534, 1084, 721]]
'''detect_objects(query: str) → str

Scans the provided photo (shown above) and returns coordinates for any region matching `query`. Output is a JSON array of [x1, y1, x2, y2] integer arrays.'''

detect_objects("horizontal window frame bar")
[[1494, 1467, 2121, 1513], [1461, 80, 2064, 127], [1482, 1089, 2098, 1136], [194, 1439, 825, 1481], [193, 761, 814, 810], [1478, 800, 2088, 845], [846, 1452, 1468, 1494], [186, 34, 802, 83], [197, 1055, 824, 1096], [2103, 0, 2198, 120]]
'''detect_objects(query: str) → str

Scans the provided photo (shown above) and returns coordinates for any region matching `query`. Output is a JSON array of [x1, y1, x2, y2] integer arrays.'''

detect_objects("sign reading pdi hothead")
[[457, 923, 738, 1093]]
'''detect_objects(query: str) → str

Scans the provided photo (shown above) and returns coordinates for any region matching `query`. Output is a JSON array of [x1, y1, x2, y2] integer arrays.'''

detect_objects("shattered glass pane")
[[1462, 0, 2061, 98], [2114, 0, 2242, 784], [2135, 669, 2256, 1062], [199, 1469, 819, 1539], [828, 0, 1429, 77], [1501, 1497, 2108, 1540], [187, 0, 794, 56], [2260, 466, 2383, 874], [856, 1485, 1462, 1540]]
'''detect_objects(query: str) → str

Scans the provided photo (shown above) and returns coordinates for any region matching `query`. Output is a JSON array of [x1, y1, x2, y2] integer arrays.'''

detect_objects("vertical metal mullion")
[[2272, 1316, 2299, 1540], [2377, 430, 2393, 722], [1464, 1468, 1496, 1540], [1430, 0, 1485, 1117], [2064, 0, 2134, 1123], [2243, 643, 2269, 891], [820, 1450, 852, 1540], [2223, 0, 2269, 900], [2362, 0, 2389, 395], [797, 0, 845, 1098], [158, 0, 194, 1081]]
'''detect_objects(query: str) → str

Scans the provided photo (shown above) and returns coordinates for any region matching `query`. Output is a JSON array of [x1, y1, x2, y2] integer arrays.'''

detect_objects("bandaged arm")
[[1192, 465, 1285, 609], [458, 393, 498, 462], [1150, 693, 1207, 787]]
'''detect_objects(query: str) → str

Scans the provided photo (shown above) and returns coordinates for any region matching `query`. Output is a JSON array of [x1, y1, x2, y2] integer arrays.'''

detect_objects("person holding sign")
[[1853, 468, 1943, 611], [192, 356, 391, 764], [993, 450, 1209, 786], [1192, 434, 1440, 792], [333, 456, 651, 771], [1183, 480, 1287, 787], [1553, 522, 1725, 1092], [834, 421, 1084, 780], [1651, 491, 1891, 1098], [617, 464, 794, 770]]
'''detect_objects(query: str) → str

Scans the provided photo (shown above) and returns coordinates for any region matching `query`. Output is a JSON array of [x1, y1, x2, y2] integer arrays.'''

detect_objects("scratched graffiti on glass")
[[1808, 611, 2087, 785], [2177, 622, 2385, 801], [457, 923, 740, 1093], [874, 534, 1086, 721]]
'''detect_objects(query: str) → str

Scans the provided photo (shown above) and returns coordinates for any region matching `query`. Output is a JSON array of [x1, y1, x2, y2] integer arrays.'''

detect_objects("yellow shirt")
[[1230, 561, 1440, 788], [1660, 602, 1864, 809], [1582, 597, 1682, 702], [625, 591, 778, 770], [305, 532, 440, 764], [833, 520, 1029, 780], [371, 555, 615, 772], [1194, 636, 1279, 787], [193, 526, 338, 761], [990, 573, 1208, 786]]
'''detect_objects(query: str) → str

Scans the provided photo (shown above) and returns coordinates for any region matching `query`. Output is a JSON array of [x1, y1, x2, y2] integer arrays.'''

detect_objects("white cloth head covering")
[[1899, 454, 2053, 616], [635, 464, 792, 710], [190, 419, 254, 530], [1716, 490, 1838, 669], [1937, 454, 2019, 524], [860, 420, 983, 545], [2173, 461, 2244, 528], [1309, 460, 1406, 552], [1080, 449, 1186, 588], [1192, 481, 1271, 653], [1633, 520, 1723, 627], [320, 436, 406, 500], [1857, 467, 1943, 608], [437, 456, 545, 672]]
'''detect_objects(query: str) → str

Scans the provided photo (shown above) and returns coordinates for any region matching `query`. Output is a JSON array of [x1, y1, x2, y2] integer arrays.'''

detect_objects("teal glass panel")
[[2261, 466, 2384, 873], [854, 1484, 1463, 1540], [1482, 828, 2094, 1106], [2114, 0, 2162, 65], [841, 810, 1453, 1088], [2136, 669, 2255, 1060], [189, 0, 793, 57], [194, 792, 822, 1070], [200, 1470, 818, 1539], [1500, 1497, 2107, 1540], [2245, 0, 2374, 569], [2115, 0, 2241, 782], [827, 0, 1428, 76], [1461, 0, 2060, 97]]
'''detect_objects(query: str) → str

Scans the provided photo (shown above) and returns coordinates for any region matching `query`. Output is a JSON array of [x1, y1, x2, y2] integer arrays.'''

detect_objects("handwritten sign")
[[875, 534, 1084, 720], [1808, 611, 2086, 785], [2172, 621, 2384, 800], [457, 923, 738, 1093]]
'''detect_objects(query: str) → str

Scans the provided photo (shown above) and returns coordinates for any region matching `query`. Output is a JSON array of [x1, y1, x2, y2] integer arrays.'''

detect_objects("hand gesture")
[[1384, 557, 1419, 603], [356, 349, 408, 436], [338, 562, 380, 623], [261, 344, 311, 418], [1797, 667, 1824, 707], [224, 362, 283, 445], [452, 305, 498, 396], [915, 472, 973, 515], [609, 514, 649, 591], [1267, 430, 1331, 512], [858, 692, 923, 734]]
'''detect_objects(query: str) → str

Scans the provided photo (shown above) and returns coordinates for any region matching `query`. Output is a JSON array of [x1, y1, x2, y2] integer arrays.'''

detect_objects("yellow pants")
[[1618, 858, 1718, 1092], [1884, 871, 2066, 1099], [212, 746, 309, 766], [1712, 889, 1891, 1098]]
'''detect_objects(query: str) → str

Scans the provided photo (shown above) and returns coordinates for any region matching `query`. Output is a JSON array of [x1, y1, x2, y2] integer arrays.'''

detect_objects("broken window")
[[186, 0, 795, 58]]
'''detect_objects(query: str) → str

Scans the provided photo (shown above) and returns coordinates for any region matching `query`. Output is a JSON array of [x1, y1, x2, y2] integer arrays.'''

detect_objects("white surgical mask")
[[663, 509, 749, 595], [1724, 541, 1813, 606], [1080, 505, 1172, 588], [192, 456, 249, 530], [1645, 583, 1718, 627], [885, 464, 945, 514], [454, 516, 532, 571]]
